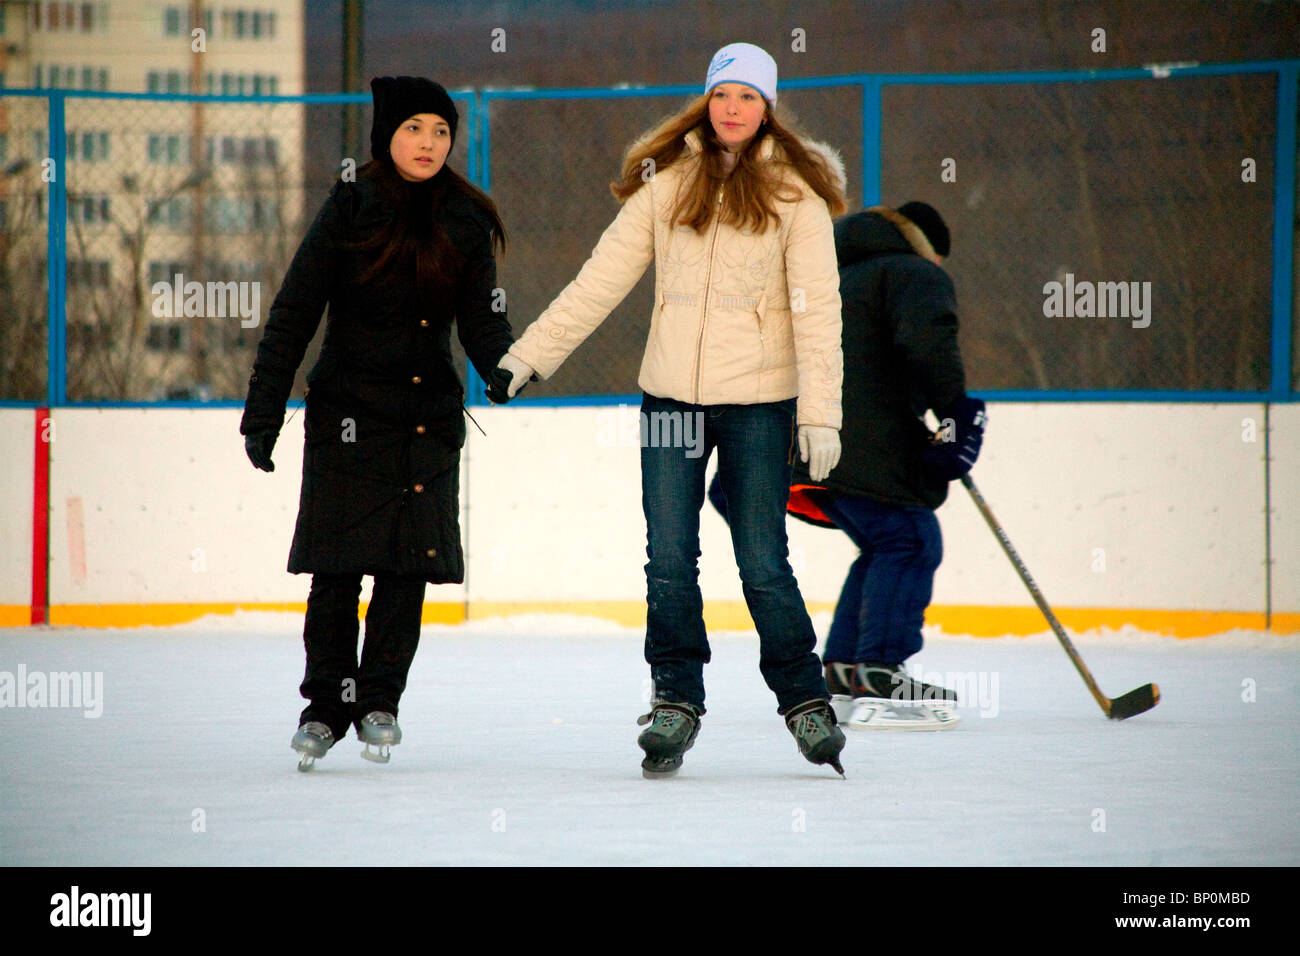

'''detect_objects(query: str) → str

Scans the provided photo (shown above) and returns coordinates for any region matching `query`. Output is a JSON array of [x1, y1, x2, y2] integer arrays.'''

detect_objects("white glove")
[[798, 425, 841, 482], [497, 352, 536, 399]]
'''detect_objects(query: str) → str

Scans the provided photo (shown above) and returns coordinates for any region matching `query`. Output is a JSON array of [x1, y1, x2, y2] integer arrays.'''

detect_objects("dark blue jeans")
[[641, 392, 827, 714], [816, 494, 943, 666]]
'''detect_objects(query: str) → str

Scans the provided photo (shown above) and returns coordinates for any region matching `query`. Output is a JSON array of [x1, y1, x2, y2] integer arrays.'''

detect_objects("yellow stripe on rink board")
[[42, 603, 467, 628], [8, 602, 1296, 636], [469, 602, 1298, 637], [925, 606, 1280, 638], [0, 606, 30, 627]]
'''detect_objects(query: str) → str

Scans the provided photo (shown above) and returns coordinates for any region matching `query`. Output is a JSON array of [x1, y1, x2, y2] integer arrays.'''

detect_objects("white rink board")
[[467, 403, 1269, 612], [43, 408, 468, 607], [0, 410, 36, 606], [0, 402, 1285, 616], [931, 403, 1268, 611], [1270, 404, 1300, 613]]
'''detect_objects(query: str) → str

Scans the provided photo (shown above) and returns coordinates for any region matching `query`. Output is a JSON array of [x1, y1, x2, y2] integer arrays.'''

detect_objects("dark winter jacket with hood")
[[240, 169, 514, 582], [791, 207, 966, 512]]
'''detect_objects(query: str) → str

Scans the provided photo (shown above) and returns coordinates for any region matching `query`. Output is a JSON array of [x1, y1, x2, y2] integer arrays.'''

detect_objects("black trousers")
[[299, 572, 427, 742]]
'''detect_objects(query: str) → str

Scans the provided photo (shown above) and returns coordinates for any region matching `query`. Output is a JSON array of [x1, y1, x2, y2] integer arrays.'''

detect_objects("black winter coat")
[[240, 173, 514, 582], [792, 210, 966, 510]]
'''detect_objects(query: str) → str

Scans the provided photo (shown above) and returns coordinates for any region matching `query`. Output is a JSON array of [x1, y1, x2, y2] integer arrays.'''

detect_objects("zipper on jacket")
[[693, 191, 724, 405]]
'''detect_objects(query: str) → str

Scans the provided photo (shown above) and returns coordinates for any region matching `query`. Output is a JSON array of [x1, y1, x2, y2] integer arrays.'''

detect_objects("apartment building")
[[0, 1, 307, 400]]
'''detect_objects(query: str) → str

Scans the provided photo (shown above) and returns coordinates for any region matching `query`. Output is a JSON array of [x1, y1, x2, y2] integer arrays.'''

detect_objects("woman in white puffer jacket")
[[496, 43, 848, 778]]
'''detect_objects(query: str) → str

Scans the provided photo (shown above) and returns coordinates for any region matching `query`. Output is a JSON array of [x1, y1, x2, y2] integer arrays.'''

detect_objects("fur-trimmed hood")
[[835, 206, 941, 267], [682, 128, 847, 201]]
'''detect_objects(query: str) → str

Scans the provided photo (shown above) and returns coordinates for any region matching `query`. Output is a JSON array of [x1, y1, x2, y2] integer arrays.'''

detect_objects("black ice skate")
[[846, 663, 960, 731], [824, 662, 857, 723], [855, 662, 958, 703], [636, 701, 701, 779], [357, 711, 402, 763], [291, 721, 334, 772], [784, 699, 846, 777]]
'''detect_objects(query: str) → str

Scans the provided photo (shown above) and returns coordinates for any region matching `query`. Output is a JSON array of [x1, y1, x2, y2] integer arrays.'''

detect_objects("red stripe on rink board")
[[31, 407, 50, 625]]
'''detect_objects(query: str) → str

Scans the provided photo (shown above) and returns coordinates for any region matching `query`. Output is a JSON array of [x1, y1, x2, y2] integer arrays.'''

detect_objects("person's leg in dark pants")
[[300, 572, 363, 742], [817, 494, 942, 666], [356, 573, 427, 723], [641, 392, 715, 712], [823, 553, 869, 665], [713, 399, 828, 714]]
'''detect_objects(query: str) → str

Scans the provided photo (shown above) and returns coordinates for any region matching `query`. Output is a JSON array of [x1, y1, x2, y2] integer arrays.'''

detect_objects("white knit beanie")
[[704, 42, 778, 104]]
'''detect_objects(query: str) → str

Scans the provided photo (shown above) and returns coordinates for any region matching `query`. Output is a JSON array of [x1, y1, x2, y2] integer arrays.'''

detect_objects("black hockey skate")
[[357, 711, 401, 763], [855, 662, 958, 703], [636, 701, 701, 779], [824, 662, 857, 722], [784, 699, 846, 777], [846, 663, 960, 731], [291, 721, 334, 772]]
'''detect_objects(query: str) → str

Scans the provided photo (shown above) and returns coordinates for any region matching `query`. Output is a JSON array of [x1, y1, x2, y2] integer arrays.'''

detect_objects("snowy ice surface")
[[1, 614, 1296, 866]]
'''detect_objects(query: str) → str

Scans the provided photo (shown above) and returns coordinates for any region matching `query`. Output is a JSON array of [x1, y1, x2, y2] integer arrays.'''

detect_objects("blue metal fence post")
[[861, 76, 882, 208], [1270, 63, 1297, 400], [46, 93, 68, 406], [464, 90, 489, 406]]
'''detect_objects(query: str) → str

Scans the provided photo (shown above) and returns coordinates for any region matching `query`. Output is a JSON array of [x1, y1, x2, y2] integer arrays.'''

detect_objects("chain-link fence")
[[2, 61, 1295, 406], [881, 72, 1278, 392]]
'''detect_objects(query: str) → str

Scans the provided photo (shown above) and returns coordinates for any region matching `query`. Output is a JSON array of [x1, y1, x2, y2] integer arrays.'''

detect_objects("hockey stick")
[[958, 473, 1159, 720]]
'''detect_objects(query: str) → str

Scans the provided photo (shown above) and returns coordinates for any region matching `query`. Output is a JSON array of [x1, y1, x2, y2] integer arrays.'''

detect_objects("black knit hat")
[[369, 76, 459, 161], [897, 201, 950, 258]]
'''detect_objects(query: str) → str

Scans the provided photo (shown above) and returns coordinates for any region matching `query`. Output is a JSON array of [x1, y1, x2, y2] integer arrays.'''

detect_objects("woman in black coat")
[[240, 76, 517, 770]]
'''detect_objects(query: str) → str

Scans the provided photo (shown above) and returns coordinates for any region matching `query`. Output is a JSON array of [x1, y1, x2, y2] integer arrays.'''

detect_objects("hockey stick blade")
[[958, 474, 1161, 721], [1107, 682, 1160, 720]]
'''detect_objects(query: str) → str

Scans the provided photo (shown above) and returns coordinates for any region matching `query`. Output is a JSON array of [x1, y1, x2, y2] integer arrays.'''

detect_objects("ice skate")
[[824, 662, 857, 723], [291, 721, 334, 772], [357, 711, 402, 763], [846, 663, 960, 731], [636, 701, 700, 779], [785, 699, 846, 776]]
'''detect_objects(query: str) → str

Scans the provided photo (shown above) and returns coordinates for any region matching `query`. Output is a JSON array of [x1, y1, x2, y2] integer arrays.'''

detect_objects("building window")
[[67, 259, 110, 287], [147, 71, 159, 93], [69, 130, 110, 162], [146, 323, 186, 352], [69, 195, 111, 225], [164, 6, 180, 36], [147, 197, 190, 229], [148, 260, 187, 286]]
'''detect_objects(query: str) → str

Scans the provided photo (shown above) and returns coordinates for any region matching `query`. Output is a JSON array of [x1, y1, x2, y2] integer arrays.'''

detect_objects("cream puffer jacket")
[[507, 129, 844, 428]]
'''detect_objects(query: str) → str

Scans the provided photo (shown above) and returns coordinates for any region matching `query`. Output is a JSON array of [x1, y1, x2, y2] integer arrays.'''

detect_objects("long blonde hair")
[[610, 94, 846, 234]]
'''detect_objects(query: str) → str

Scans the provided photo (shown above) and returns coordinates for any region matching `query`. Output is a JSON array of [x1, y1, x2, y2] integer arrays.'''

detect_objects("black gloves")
[[245, 431, 279, 472], [923, 395, 986, 481]]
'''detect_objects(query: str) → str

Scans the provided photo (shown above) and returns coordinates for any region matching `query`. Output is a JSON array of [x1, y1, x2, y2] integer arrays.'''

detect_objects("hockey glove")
[[798, 425, 841, 483], [923, 395, 986, 481], [245, 431, 278, 472], [487, 352, 538, 404]]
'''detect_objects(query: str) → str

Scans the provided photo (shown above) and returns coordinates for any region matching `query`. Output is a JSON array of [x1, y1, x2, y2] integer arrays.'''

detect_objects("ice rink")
[[1, 614, 1296, 867]]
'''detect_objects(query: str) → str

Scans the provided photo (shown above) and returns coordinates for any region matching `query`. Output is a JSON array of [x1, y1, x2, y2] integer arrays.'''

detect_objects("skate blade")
[[829, 694, 855, 723], [641, 757, 683, 779], [848, 699, 961, 731], [296, 754, 317, 772], [360, 744, 392, 763]]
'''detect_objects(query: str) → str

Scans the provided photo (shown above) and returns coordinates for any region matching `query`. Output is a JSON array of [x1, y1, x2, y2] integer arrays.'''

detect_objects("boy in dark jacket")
[[710, 201, 985, 729]]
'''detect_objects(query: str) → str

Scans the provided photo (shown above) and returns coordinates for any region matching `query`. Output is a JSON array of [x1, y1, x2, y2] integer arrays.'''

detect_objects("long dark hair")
[[351, 159, 507, 293]]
